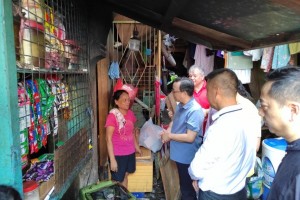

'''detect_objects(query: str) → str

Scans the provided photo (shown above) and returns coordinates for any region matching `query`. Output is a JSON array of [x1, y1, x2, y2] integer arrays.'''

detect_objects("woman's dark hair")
[[0, 185, 21, 200], [113, 90, 129, 108], [237, 80, 254, 102]]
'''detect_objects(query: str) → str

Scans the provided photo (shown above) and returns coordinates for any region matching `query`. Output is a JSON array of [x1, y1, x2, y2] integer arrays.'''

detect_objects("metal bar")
[[50, 151, 92, 200]]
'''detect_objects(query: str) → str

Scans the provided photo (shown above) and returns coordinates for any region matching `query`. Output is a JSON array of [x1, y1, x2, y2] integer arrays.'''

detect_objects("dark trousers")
[[198, 187, 247, 200], [176, 162, 197, 200]]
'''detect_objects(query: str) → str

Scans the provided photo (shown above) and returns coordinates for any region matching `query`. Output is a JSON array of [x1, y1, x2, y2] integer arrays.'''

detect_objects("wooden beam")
[[108, 6, 161, 31], [251, 32, 300, 49], [160, 0, 192, 29], [163, 25, 245, 51], [172, 18, 252, 49], [103, 0, 163, 24], [163, 26, 213, 48], [271, 0, 300, 14], [102, 1, 251, 51]]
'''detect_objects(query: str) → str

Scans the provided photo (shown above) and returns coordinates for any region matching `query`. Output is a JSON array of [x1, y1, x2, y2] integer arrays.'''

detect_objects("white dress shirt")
[[237, 96, 262, 138], [188, 104, 256, 194]]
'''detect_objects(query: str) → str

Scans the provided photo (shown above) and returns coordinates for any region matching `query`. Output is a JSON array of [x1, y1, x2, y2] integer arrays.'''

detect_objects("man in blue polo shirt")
[[161, 77, 204, 200]]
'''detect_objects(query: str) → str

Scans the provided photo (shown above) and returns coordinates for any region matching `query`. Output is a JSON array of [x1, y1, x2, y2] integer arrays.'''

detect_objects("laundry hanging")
[[261, 47, 274, 73], [289, 42, 300, 55], [225, 52, 253, 84], [272, 44, 290, 69], [108, 61, 120, 79], [193, 44, 214, 76], [243, 49, 263, 61]]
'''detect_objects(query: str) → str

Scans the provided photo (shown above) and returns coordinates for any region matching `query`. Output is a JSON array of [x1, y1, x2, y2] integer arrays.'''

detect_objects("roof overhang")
[[99, 0, 300, 51]]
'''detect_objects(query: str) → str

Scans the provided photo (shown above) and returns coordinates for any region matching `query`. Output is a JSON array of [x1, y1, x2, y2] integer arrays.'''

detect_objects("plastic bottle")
[[23, 181, 40, 200]]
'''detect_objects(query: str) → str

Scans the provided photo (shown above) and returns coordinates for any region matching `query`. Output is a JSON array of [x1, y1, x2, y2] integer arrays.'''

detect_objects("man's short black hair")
[[0, 185, 21, 200], [266, 66, 300, 105], [206, 68, 238, 98], [173, 77, 194, 96]]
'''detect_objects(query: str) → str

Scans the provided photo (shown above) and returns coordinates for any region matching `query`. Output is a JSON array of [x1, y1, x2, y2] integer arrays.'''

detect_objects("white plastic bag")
[[139, 118, 163, 153]]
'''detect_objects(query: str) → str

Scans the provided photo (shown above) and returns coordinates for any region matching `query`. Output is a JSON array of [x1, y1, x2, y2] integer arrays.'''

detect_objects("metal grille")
[[111, 18, 157, 113], [13, 0, 91, 196]]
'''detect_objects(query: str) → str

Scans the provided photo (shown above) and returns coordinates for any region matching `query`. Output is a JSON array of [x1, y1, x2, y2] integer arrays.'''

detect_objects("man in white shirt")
[[236, 92, 262, 152], [188, 68, 256, 200]]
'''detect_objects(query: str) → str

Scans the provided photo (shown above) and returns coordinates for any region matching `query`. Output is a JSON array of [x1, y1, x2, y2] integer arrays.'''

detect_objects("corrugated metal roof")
[[99, 0, 300, 51]]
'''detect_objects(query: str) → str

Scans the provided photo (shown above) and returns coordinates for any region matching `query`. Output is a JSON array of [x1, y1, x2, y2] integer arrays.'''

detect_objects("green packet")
[[38, 153, 54, 161]]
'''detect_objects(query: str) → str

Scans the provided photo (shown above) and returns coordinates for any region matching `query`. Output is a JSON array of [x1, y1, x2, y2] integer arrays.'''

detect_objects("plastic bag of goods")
[[139, 118, 163, 153], [247, 157, 264, 199]]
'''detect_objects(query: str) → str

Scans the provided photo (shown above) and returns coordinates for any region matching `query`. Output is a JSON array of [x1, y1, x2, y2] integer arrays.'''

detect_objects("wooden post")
[[97, 58, 110, 168]]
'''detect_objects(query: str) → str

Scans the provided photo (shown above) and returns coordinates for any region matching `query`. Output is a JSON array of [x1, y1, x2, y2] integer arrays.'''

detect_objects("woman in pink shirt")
[[105, 90, 141, 188]]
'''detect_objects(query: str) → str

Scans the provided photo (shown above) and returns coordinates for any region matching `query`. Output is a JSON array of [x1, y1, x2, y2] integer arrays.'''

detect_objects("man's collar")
[[212, 104, 242, 122], [179, 97, 194, 109]]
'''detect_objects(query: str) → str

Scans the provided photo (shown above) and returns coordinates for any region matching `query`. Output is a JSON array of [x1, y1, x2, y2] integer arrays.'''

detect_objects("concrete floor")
[[142, 177, 165, 200]]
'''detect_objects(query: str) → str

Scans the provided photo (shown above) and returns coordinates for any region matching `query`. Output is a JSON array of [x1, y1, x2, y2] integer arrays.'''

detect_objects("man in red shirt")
[[188, 65, 210, 133]]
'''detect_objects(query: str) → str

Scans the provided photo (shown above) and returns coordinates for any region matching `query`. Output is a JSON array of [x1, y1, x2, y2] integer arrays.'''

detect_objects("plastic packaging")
[[20, 20, 45, 68], [262, 138, 287, 199], [64, 40, 80, 69], [247, 157, 263, 199], [22, 0, 44, 23], [23, 181, 40, 200], [139, 118, 163, 152]]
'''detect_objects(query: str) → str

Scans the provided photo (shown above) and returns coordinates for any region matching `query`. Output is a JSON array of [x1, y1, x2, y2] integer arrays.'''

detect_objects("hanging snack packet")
[[18, 83, 31, 130], [20, 128, 29, 156], [36, 79, 55, 121], [26, 80, 42, 125], [28, 127, 39, 153], [33, 80, 42, 124]]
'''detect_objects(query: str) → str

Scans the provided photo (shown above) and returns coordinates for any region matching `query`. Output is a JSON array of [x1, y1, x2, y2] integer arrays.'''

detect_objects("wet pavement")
[[134, 177, 166, 200], [144, 178, 165, 200]]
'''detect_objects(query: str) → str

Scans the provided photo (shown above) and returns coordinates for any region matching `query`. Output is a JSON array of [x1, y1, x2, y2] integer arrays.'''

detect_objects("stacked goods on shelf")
[[18, 76, 70, 164], [18, 83, 31, 168], [16, 0, 80, 70], [23, 154, 55, 199]]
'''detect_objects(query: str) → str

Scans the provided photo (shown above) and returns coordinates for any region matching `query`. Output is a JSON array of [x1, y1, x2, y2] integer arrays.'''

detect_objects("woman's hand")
[[167, 109, 173, 119], [135, 145, 142, 156], [192, 180, 199, 192], [110, 158, 118, 172]]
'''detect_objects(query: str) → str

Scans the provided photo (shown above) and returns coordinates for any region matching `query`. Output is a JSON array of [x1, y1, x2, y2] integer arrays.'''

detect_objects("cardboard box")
[[128, 147, 153, 192], [39, 176, 55, 200]]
